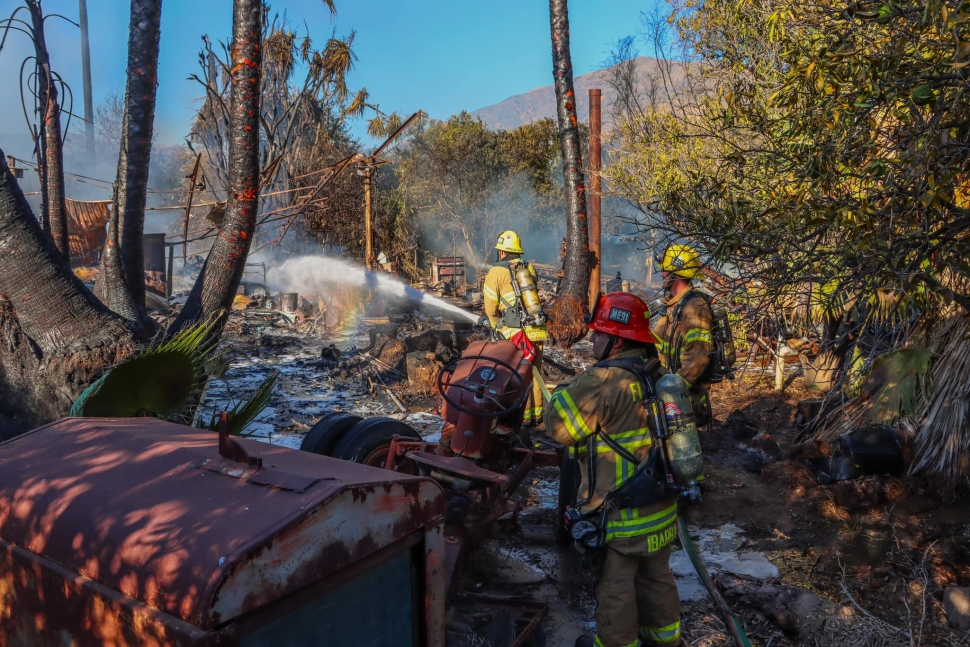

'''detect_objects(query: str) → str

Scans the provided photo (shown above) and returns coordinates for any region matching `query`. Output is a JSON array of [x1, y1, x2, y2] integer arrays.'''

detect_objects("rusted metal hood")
[[0, 418, 443, 630]]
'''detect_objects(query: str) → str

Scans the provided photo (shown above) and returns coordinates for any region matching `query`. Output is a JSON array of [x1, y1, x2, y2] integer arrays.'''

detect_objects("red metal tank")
[[439, 339, 533, 459], [0, 418, 446, 646]]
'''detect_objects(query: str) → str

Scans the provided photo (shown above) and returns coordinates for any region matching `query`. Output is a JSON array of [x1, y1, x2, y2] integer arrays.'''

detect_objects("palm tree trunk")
[[114, 0, 164, 316], [94, 185, 139, 322], [548, 0, 590, 346], [27, 0, 69, 261], [172, 0, 263, 332], [0, 153, 136, 436]]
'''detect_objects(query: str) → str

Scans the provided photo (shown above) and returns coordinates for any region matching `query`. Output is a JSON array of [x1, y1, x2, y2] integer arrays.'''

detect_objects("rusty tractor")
[[300, 336, 564, 642]]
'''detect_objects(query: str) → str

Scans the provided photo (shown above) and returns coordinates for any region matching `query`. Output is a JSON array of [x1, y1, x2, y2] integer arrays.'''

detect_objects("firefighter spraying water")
[[483, 230, 549, 426]]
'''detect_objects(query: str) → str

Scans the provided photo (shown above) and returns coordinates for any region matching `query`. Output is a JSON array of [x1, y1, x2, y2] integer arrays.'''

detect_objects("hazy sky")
[[0, 0, 654, 145]]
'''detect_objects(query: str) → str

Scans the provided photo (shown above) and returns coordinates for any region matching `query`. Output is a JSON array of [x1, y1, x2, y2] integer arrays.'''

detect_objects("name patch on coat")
[[608, 307, 632, 324]]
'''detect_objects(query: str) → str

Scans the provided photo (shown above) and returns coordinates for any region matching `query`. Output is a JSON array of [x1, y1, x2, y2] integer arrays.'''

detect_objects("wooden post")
[[363, 163, 374, 269], [775, 333, 789, 393], [166, 243, 174, 298], [588, 88, 602, 310], [182, 153, 202, 265]]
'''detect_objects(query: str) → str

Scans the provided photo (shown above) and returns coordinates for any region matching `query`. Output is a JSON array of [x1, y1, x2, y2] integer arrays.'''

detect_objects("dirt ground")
[[212, 309, 970, 647]]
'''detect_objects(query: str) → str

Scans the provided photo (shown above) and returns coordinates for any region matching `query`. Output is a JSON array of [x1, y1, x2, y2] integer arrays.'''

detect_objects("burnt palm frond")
[[911, 314, 970, 485], [322, 34, 356, 81], [344, 87, 369, 118], [320, 0, 337, 19], [367, 115, 388, 139]]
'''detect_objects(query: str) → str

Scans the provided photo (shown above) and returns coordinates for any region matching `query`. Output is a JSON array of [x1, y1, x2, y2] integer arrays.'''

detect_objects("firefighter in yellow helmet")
[[482, 230, 548, 426], [651, 244, 714, 428]]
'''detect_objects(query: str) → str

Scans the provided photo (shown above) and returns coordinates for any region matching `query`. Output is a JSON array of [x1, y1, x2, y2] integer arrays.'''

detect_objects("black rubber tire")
[[299, 412, 363, 456], [555, 455, 582, 545], [333, 417, 422, 465]]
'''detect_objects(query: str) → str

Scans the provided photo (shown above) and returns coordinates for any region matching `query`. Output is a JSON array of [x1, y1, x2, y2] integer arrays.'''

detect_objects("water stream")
[[271, 255, 480, 323]]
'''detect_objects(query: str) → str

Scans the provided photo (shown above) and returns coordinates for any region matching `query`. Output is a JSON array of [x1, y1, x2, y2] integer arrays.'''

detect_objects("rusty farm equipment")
[[0, 417, 447, 646], [299, 334, 563, 641]]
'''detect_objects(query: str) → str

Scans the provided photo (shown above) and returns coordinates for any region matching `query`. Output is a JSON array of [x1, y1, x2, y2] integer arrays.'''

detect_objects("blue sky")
[[0, 0, 654, 145]]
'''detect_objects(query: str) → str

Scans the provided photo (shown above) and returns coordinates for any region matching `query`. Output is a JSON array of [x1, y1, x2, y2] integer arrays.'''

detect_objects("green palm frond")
[[857, 346, 934, 425], [210, 371, 280, 436], [815, 345, 934, 441], [70, 318, 220, 419]]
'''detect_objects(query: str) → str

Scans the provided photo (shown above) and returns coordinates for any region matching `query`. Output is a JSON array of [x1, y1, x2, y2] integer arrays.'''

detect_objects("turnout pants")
[[522, 342, 544, 426], [594, 544, 682, 647]]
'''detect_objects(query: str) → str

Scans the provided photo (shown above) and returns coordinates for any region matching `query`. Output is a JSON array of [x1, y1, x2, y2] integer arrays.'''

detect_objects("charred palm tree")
[[104, 0, 163, 321], [171, 0, 263, 332], [0, 0, 265, 437], [548, 0, 590, 345], [25, 0, 69, 260]]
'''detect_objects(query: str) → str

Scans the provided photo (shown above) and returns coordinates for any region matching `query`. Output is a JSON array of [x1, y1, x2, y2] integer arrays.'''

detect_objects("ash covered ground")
[[196, 306, 970, 647]]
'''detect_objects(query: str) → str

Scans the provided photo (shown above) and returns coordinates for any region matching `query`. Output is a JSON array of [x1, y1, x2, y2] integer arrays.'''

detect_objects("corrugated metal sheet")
[[66, 198, 110, 267], [0, 418, 445, 634]]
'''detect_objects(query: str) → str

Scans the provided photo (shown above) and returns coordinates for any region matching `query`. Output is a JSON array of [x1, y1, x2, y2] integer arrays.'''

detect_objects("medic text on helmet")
[[608, 307, 632, 325]]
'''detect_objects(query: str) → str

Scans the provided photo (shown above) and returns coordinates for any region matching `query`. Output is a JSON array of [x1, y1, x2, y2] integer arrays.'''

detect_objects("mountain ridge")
[[471, 56, 684, 130]]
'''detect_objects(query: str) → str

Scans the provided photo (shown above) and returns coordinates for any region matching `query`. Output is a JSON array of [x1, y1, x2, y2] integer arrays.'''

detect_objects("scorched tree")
[[0, 0, 266, 439]]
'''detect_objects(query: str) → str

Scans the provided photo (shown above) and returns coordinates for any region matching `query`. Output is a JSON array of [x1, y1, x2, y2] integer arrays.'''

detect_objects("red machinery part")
[[439, 340, 533, 459]]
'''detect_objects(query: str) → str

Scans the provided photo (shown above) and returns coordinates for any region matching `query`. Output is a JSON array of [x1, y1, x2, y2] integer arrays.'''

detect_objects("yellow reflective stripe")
[[499, 290, 517, 308], [683, 328, 712, 344], [594, 428, 653, 453], [640, 620, 682, 643], [595, 638, 637, 647], [482, 284, 498, 300], [605, 502, 678, 541], [522, 406, 543, 423], [551, 390, 593, 442], [524, 329, 547, 341]]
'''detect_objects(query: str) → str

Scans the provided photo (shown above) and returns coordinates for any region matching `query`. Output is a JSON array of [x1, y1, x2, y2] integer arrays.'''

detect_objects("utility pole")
[[79, 0, 95, 154], [362, 163, 374, 269], [588, 88, 602, 310]]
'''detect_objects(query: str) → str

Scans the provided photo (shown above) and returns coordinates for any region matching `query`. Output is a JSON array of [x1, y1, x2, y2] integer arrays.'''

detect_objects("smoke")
[[416, 173, 567, 272], [269, 255, 479, 323]]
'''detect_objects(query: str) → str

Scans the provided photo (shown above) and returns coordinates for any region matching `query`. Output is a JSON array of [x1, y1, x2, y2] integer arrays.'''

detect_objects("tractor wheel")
[[299, 412, 363, 456], [333, 417, 422, 469], [555, 455, 582, 545]]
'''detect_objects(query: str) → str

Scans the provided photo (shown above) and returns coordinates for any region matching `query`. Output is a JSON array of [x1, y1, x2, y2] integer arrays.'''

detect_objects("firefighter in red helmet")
[[545, 292, 682, 647]]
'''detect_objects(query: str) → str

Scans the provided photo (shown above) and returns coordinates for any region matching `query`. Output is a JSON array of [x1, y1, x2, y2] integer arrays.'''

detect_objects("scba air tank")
[[513, 265, 543, 318], [655, 373, 704, 483]]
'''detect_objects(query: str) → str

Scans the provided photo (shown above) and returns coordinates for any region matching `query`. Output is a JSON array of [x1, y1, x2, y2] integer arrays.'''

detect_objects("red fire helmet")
[[586, 292, 658, 344]]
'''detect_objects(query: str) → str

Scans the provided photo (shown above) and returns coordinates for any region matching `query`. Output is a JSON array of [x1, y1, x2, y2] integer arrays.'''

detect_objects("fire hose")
[[677, 518, 753, 647], [536, 372, 753, 647]]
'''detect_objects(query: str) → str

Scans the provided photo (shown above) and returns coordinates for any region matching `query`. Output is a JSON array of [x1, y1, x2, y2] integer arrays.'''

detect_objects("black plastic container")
[[838, 424, 904, 475]]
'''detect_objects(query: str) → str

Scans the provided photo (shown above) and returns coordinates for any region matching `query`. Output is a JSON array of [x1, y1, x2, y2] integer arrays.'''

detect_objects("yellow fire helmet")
[[659, 244, 702, 279], [494, 230, 523, 255]]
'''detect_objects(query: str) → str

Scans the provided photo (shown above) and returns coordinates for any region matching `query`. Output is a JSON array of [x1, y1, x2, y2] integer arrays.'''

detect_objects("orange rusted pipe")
[[588, 88, 602, 310]]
